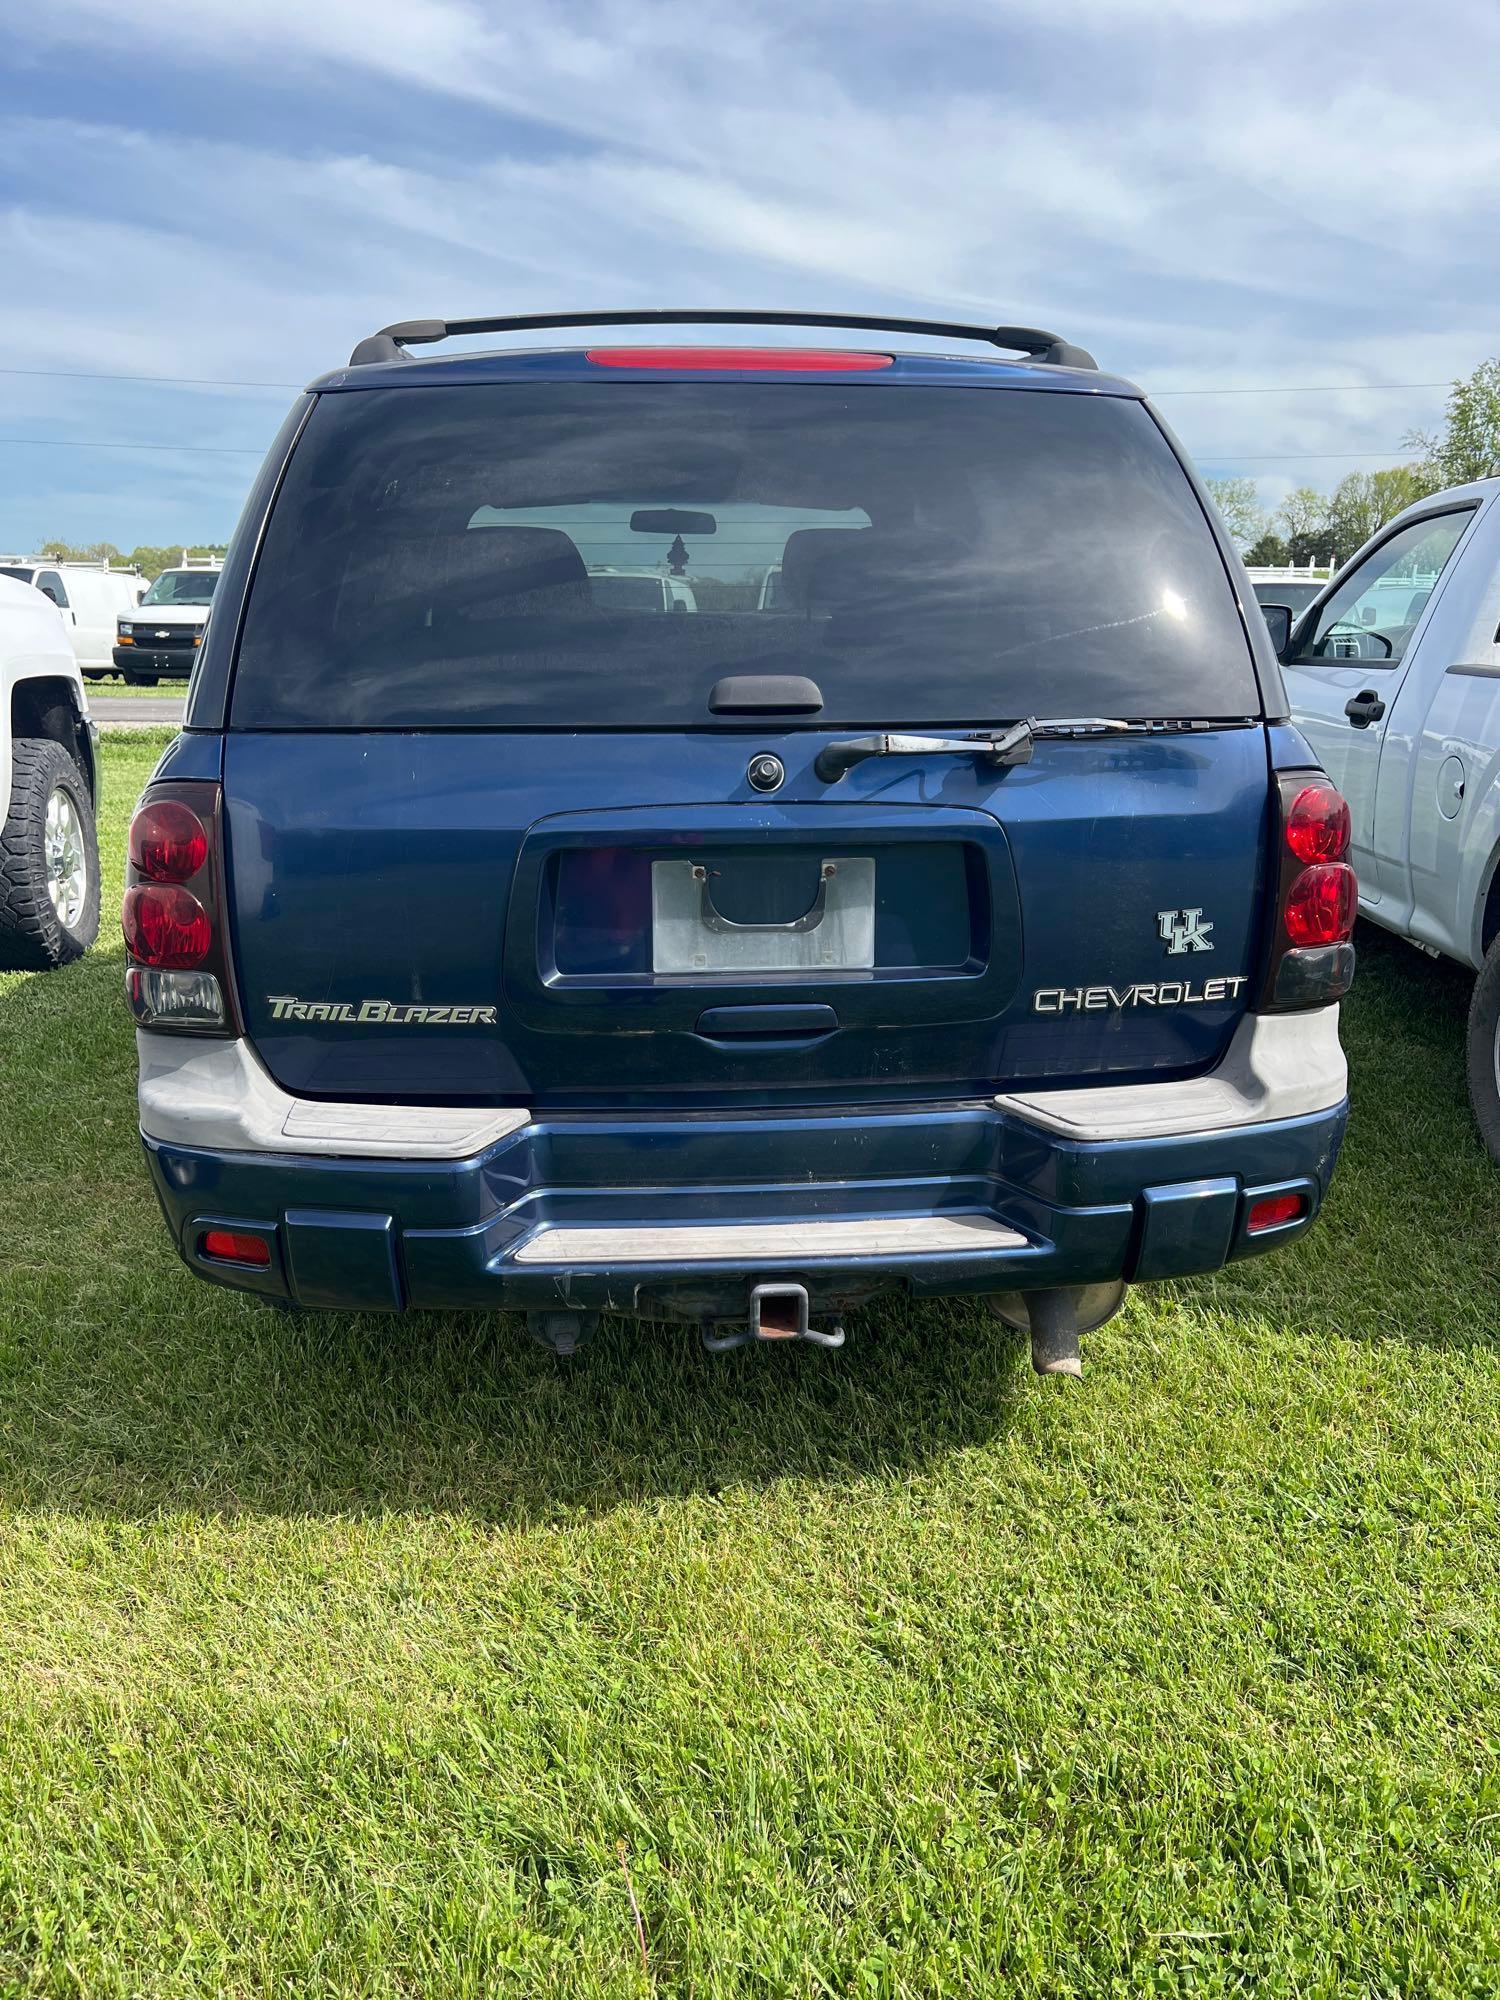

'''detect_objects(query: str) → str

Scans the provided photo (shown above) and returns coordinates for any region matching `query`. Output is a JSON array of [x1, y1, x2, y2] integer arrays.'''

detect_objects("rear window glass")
[[232, 383, 1258, 728]]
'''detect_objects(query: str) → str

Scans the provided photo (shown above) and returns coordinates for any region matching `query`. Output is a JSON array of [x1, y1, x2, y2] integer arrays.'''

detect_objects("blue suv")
[[125, 311, 1354, 1371]]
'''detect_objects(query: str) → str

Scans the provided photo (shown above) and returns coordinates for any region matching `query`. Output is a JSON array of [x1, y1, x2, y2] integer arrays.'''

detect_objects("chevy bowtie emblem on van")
[[1158, 908, 1214, 955]]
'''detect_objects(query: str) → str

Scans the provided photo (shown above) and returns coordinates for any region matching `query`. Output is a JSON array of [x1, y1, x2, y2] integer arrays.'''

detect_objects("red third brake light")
[[1285, 782, 1351, 864], [200, 1230, 271, 1268], [585, 347, 894, 372], [129, 798, 208, 882], [1284, 863, 1358, 947]]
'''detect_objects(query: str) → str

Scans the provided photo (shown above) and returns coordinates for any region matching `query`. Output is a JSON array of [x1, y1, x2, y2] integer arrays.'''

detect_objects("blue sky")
[[1, 0, 1495, 555]]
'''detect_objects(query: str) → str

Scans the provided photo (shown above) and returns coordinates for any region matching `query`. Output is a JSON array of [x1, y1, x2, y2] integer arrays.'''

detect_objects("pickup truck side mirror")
[[1260, 603, 1293, 657]]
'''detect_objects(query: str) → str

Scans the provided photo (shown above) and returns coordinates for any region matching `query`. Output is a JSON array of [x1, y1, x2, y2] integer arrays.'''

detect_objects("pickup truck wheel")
[[0, 739, 101, 969], [1466, 938, 1500, 1166]]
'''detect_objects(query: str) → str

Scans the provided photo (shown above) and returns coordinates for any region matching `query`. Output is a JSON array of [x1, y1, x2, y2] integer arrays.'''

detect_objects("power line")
[[0, 366, 303, 390], [0, 363, 1460, 399], [0, 434, 1428, 464], [0, 437, 265, 454], [1154, 381, 1449, 398], [1197, 448, 1427, 463]]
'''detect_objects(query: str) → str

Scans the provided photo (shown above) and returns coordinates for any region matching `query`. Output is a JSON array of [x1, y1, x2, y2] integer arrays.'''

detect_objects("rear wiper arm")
[[812, 716, 1220, 784], [814, 720, 1036, 784]]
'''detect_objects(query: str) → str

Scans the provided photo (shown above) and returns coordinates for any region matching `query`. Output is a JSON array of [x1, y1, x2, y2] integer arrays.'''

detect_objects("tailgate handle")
[[709, 673, 823, 714], [695, 1004, 839, 1046]]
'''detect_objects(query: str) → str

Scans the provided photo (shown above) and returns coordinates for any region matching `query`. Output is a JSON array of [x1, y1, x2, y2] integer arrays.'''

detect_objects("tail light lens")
[[122, 779, 239, 1035], [1285, 782, 1352, 864], [129, 798, 208, 882], [1261, 771, 1357, 1011], [1284, 863, 1358, 947], [122, 883, 212, 966]]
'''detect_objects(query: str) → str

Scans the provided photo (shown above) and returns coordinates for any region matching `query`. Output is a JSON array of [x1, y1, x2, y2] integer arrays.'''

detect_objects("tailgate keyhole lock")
[[747, 752, 785, 792]]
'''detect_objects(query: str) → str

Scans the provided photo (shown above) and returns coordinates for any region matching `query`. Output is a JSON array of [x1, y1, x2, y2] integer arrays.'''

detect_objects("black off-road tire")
[[1466, 936, 1500, 1166], [0, 738, 101, 970]]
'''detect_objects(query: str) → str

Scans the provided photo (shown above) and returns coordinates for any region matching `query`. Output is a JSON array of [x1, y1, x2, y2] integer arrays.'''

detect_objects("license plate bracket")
[[651, 855, 875, 973]]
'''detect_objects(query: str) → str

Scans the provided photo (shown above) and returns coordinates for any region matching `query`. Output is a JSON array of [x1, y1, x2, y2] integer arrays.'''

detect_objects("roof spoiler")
[[347, 310, 1098, 371]]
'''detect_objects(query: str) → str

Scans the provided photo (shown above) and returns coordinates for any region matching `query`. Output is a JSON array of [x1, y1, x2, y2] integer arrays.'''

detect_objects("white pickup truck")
[[0, 574, 100, 968], [1269, 477, 1500, 1157]]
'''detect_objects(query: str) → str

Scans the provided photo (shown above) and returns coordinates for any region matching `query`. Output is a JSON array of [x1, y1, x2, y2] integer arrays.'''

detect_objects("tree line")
[[29, 540, 229, 582], [1205, 357, 1500, 567]]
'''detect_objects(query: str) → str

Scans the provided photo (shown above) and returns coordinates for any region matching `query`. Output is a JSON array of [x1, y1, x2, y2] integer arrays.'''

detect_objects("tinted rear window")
[[232, 383, 1258, 728]]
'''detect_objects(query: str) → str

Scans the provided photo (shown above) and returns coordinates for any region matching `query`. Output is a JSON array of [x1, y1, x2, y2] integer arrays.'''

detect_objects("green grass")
[[2, 729, 1499, 1996], [85, 677, 188, 698]]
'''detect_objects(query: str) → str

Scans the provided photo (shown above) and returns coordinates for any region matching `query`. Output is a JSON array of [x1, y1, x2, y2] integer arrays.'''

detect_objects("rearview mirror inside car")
[[630, 509, 717, 536], [1261, 603, 1293, 656]]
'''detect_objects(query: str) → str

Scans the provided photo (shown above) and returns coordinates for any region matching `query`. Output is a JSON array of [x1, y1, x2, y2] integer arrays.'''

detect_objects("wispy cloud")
[[0, 0, 1492, 546]]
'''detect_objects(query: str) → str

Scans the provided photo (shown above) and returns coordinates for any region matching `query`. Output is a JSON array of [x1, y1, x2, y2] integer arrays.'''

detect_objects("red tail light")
[[200, 1229, 270, 1268], [123, 779, 239, 1035], [1284, 863, 1357, 947], [1284, 782, 1351, 864], [586, 347, 893, 372], [129, 798, 208, 882], [122, 883, 212, 966], [1260, 771, 1357, 1010]]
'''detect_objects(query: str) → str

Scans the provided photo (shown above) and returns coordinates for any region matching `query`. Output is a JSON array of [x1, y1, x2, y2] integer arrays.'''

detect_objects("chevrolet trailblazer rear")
[[126, 311, 1353, 1371]]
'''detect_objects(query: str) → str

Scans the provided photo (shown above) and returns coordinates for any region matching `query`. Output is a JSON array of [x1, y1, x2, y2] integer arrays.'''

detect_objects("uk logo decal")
[[1157, 908, 1215, 955]]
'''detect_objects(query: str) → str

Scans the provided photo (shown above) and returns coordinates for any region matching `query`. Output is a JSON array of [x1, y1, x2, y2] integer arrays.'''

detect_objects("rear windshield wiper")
[[813, 716, 1245, 782], [814, 721, 1035, 782]]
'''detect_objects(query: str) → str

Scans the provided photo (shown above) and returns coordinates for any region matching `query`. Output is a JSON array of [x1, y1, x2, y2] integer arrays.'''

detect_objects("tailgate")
[[223, 725, 1270, 1109]]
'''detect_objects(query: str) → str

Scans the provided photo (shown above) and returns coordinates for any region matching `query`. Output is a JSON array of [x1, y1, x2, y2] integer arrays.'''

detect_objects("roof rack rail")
[[347, 310, 1097, 371]]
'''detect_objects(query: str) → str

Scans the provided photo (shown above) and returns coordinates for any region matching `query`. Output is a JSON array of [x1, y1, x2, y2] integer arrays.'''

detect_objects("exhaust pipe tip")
[[1035, 1352, 1084, 1379], [989, 1279, 1127, 1376], [1019, 1287, 1084, 1379]]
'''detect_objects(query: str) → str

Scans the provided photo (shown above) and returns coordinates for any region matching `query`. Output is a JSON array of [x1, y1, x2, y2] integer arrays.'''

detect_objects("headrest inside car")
[[780, 527, 978, 618]]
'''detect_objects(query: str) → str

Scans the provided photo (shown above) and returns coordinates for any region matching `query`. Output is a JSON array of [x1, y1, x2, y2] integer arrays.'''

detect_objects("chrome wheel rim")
[[44, 788, 87, 929]]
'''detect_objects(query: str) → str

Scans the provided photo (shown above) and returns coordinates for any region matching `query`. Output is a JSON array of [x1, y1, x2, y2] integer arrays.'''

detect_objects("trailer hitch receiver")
[[701, 1281, 846, 1354]]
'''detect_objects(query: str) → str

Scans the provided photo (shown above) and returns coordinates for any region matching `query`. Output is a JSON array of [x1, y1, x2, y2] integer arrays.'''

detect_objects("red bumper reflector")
[[1247, 1193, 1306, 1234], [200, 1229, 271, 1268], [585, 346, 893, 372]]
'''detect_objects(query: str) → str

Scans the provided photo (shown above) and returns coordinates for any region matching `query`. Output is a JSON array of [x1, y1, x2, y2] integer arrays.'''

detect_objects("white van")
[[0, 559, 145, 677], [586, 566, 699, 613]]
